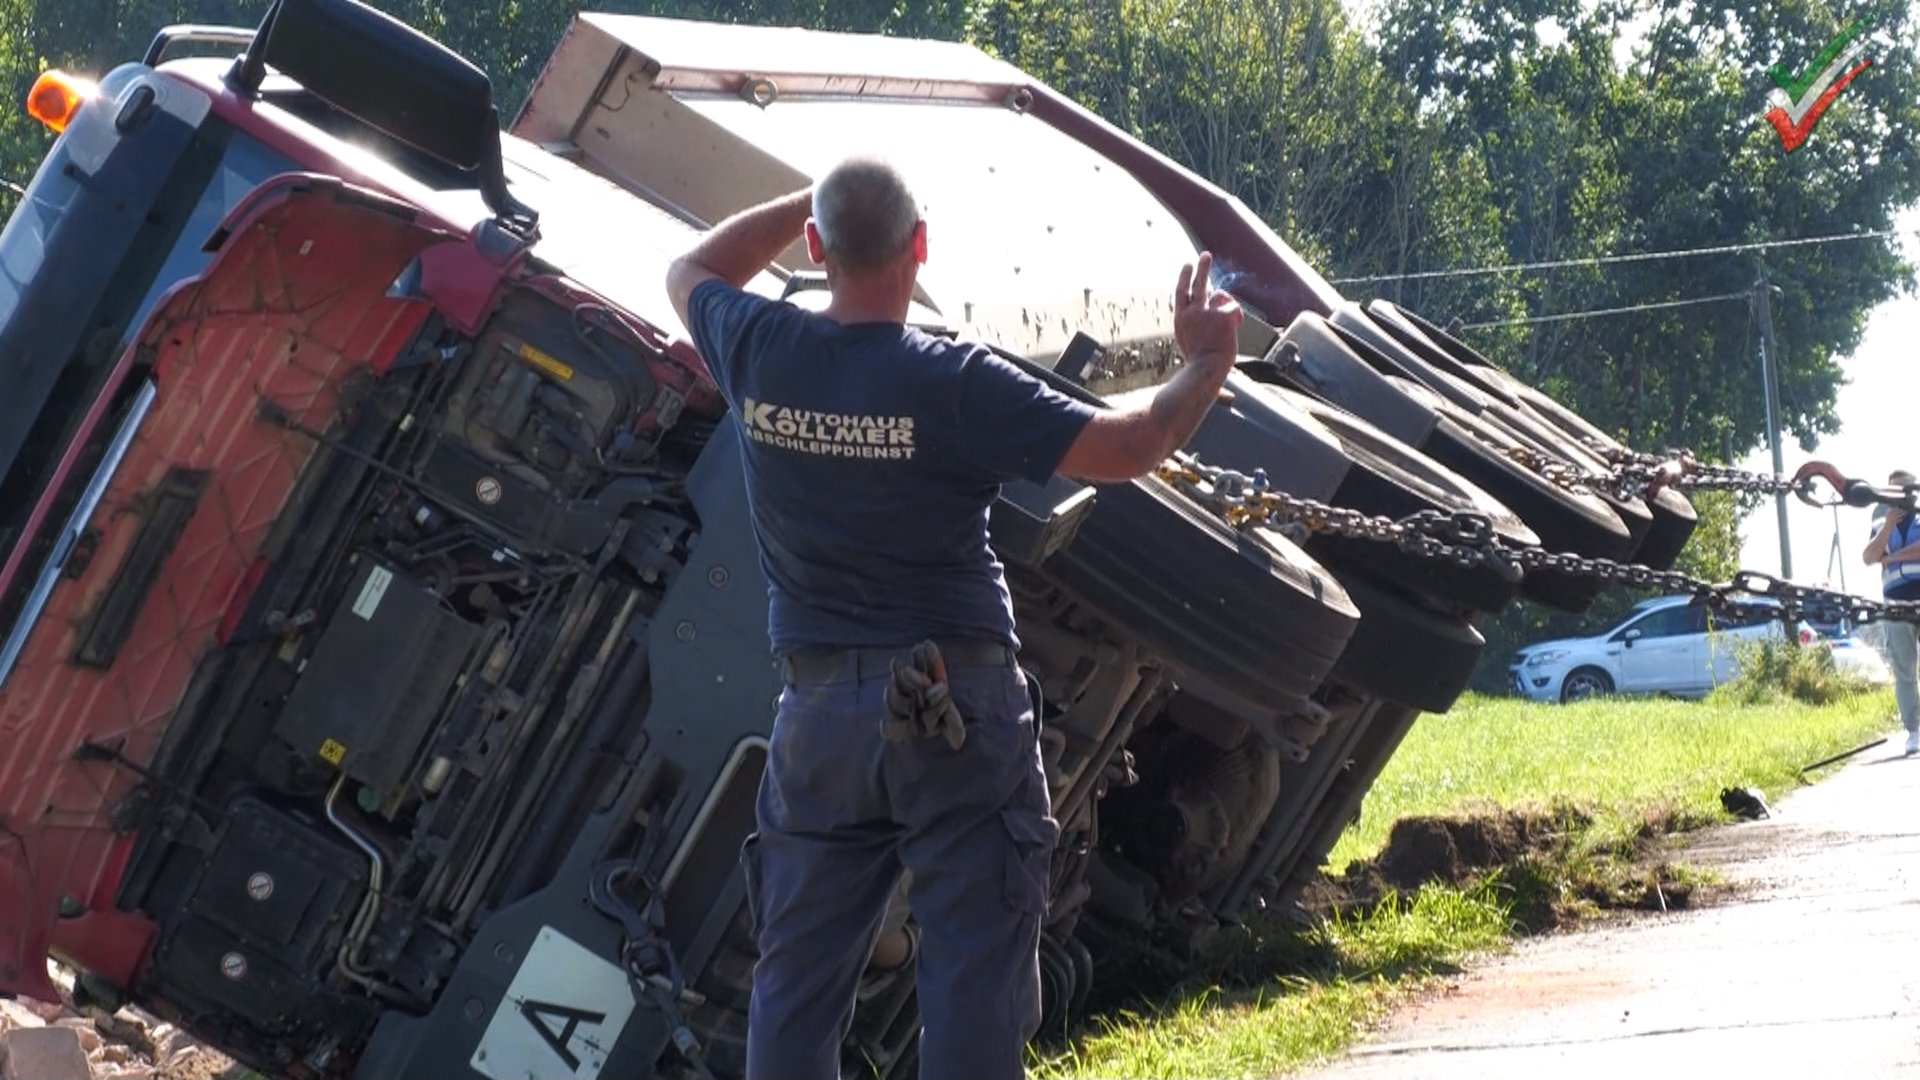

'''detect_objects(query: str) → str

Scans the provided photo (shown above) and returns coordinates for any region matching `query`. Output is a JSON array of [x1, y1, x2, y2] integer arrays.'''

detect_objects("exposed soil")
[[1304, 804, 1699, 932]]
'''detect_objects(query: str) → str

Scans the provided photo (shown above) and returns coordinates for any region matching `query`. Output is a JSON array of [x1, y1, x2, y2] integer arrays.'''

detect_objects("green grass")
[[1035, 689, 1894, 1079], [1329, 689, 1892, 871], [1032, 884, 1510, 1078]]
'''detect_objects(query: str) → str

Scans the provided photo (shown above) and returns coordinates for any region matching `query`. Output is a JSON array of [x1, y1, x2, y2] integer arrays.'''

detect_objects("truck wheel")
[[1560, 666, 1614, 702], [1509, 387, 1698, 571], [1364, 299, 1698, 571], [1338, 307, 1658, 562], [1383, 377, 1633, 611], [1326, 573, 1487, 712], [1042, 475, 1360, 709], [1259, 315, 1633, 611], [1252, 383, 1540, 614]]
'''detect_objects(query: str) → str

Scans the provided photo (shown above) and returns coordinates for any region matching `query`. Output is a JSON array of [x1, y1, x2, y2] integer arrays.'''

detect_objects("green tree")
[[0, 0, 52, 216]]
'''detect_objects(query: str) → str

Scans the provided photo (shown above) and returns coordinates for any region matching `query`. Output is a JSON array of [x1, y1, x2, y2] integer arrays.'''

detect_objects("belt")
[[780, 639, 1016, 684]]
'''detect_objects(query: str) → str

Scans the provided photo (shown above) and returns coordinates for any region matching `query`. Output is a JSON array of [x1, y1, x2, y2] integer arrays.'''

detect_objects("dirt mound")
[[1363, 806, 1579, 892], [1310, 804, 1699, 932]]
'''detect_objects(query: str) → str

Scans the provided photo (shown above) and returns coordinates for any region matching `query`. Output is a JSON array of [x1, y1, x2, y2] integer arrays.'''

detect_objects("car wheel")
[[1559, 666, 1615, 703]]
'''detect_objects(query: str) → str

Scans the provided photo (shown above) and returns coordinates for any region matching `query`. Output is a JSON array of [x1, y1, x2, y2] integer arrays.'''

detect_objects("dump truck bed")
[[514, 14, 1208, 378]]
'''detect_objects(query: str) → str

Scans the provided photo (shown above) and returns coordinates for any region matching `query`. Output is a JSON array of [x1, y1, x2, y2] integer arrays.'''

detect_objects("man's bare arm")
[[1865, 511, 1905, 565], [1057, 352, 1236, 482], [1058, 253, 1242, 483], [666, 188, 813, 331]]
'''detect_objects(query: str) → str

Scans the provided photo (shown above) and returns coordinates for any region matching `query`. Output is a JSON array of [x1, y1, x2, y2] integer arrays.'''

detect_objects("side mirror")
[[231, 0, 536, 233], [1621, 628, 1643, 647]]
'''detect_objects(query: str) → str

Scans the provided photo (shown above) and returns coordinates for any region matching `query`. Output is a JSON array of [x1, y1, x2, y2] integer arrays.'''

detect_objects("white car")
[[1510, 595, 1812, 702], [1826, 631, 1894, 686]]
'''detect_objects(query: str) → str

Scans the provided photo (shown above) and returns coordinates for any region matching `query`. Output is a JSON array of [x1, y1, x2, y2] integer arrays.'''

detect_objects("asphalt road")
[[1302, 732, 1920, 1080]]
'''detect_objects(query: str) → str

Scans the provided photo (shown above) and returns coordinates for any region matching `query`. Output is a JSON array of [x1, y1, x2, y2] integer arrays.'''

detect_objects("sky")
[[1733, 206, 1920, 595]]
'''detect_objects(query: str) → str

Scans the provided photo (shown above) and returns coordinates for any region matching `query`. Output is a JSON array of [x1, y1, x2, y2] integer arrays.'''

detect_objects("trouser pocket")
[[740, 832, 765, 942], [997, 808, 1060, 916]]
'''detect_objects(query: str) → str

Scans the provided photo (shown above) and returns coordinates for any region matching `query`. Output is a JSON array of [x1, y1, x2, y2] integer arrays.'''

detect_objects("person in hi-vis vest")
[[1864, 469, 1920, 755]]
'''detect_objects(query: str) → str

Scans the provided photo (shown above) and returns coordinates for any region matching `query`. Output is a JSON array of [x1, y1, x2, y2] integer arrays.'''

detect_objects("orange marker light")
[[26, 71, 97, 135]]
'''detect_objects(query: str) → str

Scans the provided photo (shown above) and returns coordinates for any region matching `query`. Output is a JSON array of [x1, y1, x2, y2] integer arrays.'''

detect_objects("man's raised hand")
[[1173, 251, 1243, 366]]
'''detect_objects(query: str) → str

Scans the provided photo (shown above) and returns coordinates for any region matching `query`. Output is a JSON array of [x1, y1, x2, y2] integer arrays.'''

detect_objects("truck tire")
[[1337, 304, 1658, 562], [1247, 382, 1540, 614], [1326, 572, 1486, 712], [1365, 299, 1698, 571], [1383, 376, 1633, 611], [1509, 387, 1699, 571], [1042, 475, 1360, 709], [1269, 315, 1632, 608]]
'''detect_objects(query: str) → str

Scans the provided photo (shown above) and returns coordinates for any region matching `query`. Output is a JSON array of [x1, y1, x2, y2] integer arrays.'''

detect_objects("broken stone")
[[90, 1015, 152, 1060], [0, 1000, 46, 1033], [1, 1025, 93, 1080], [47, 1024, 98, 1056]]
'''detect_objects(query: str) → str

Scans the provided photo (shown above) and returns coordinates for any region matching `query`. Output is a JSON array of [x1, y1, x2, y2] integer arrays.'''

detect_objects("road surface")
[[1302, 736, 1920, 1080]]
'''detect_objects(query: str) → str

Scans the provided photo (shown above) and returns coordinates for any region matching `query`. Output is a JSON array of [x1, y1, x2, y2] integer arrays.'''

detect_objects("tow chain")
[[1155, 452, 1920, 628], [1588, 443, 1812, 500]]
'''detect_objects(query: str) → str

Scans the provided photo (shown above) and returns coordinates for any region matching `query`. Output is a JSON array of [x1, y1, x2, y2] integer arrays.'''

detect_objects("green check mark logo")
[[1764, 16, 1874, 153], [1768, 17, 1868, 99]]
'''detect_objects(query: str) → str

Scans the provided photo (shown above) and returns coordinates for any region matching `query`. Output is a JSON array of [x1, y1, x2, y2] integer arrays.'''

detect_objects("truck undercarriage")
[[0, 4, 1697, 1078]]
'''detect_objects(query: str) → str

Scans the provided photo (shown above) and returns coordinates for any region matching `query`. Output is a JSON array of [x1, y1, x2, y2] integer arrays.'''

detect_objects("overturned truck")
[[0, 3, 1696, 1077]]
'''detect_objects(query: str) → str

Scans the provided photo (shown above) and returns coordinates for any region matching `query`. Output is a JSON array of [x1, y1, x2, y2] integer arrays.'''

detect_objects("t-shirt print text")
[[739, 398, 917, 460]]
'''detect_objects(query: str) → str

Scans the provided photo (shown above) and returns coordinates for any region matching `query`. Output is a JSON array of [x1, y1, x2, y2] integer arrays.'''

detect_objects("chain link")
[[1156, 451, 1920, 627], [1586, 442, 1811, 499]]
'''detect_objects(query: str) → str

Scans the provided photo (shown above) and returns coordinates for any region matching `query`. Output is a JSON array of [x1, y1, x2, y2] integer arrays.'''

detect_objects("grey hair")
[[812, 156, 921, 271]]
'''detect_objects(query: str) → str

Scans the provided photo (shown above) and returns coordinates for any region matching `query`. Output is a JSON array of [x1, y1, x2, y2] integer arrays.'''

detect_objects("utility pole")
[[1754, 277, 1791, 579]]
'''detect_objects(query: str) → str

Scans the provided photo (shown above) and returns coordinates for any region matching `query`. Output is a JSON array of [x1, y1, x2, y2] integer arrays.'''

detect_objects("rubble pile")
[[0, 967, 250, 1080]]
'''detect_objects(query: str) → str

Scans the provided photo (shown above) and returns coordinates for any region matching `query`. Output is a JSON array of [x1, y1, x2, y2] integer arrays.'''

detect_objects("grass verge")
[[1032, 689, 1892, 1079]]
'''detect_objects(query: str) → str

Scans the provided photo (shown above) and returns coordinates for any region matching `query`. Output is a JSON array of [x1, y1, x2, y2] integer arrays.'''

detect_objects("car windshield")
[[1620, 605, 1706, 639]]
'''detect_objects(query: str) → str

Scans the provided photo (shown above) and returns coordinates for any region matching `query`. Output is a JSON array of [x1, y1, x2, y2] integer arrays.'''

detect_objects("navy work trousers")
[[741, 656, 1058, 1080]]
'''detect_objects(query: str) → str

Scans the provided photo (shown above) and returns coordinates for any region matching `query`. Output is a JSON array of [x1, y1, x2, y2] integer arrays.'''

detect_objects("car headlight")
[[1525, 649, 1570, 668]]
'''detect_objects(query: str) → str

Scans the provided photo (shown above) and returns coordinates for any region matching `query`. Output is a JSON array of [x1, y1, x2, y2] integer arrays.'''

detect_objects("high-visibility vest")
[[1881, 515, 1920, 596]]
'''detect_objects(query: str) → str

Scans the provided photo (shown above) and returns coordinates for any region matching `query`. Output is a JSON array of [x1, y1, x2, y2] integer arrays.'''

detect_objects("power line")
[[1459, 289, 1751, 330], [1333, 227, 1911, 285]]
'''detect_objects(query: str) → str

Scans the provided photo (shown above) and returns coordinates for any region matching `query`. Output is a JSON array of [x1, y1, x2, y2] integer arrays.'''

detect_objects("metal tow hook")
[[1791, 460, 1919, 510], [1637, 456, 1689, 499], [588, 862, 716, 1080]]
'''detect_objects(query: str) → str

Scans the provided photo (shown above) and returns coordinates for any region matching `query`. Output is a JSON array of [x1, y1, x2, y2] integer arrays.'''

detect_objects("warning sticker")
[[472, 927, 635, 1080], [516, 341, 575, 383], [352, 565, 393, 621], [317, 739, 346, 766]]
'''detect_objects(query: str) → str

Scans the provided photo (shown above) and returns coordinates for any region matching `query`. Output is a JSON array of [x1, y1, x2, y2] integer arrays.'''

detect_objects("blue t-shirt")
[[686, 280, 1097, 654]]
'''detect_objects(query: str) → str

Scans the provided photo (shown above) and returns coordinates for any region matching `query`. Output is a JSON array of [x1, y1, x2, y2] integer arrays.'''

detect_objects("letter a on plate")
[[472, 927, 637, 1080]]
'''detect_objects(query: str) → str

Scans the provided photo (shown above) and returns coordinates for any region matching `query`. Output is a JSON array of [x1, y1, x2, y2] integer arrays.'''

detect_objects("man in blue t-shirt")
[[1865, 469, 1920, 754], [666, 156, 1243, 1080]]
